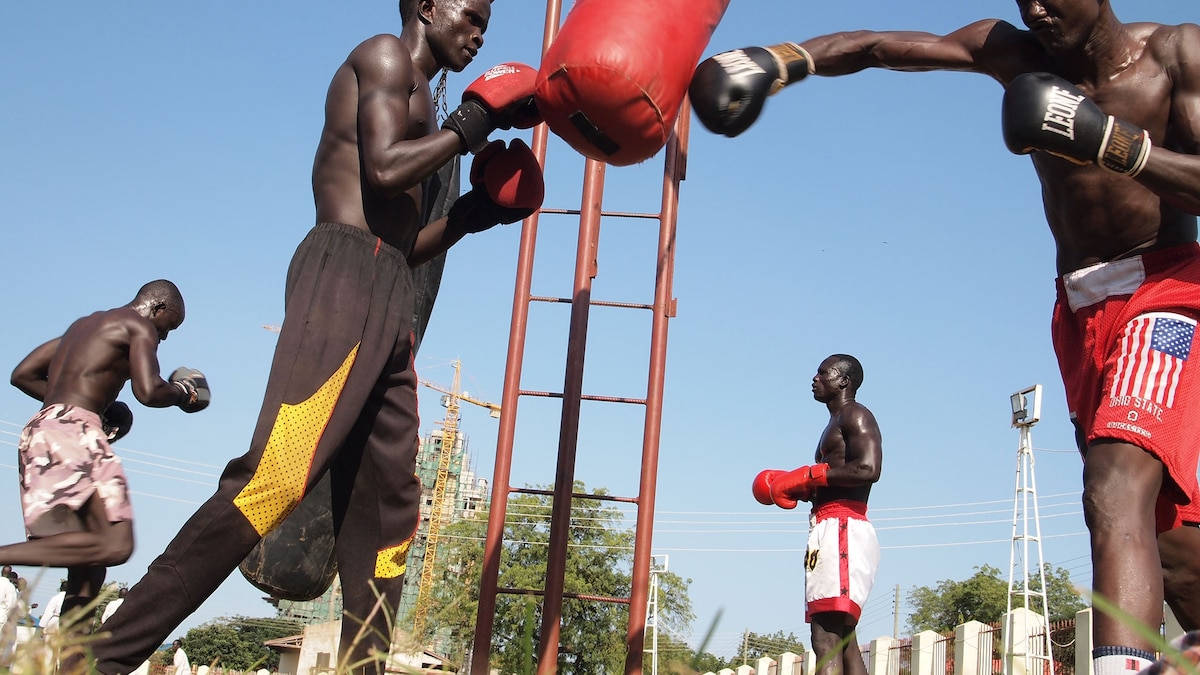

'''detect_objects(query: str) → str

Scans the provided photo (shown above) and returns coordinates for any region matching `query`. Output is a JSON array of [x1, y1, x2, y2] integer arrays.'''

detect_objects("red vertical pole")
[[469, 2, 562, 672], [623, 103, 690, 675], [536, 158, 608, 673]]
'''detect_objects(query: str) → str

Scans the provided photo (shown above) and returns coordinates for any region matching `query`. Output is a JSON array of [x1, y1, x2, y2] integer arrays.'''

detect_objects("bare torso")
[[812, 402, 878, 506], [42, 309, 150, 413], [985, 22, 1199, 273], [311, 35, 437, 254]]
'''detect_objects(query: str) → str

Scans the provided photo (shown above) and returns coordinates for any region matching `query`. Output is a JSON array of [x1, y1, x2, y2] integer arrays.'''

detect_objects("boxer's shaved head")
[[133, 279, 184, 312], [402, 0, 492, 26], [827, 354, 864, 392]]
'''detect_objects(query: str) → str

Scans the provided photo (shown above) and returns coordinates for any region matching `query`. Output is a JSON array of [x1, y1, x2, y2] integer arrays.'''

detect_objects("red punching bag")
[[535, 0, 731, 166]]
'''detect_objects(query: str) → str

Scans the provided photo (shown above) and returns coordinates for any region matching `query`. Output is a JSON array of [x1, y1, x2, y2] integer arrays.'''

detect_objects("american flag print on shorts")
[[1110, 312, 1197, 408]]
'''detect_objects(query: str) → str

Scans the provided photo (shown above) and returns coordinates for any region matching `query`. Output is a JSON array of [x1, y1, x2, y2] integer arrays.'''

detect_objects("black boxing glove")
[[689, 42, 815, 138], [1002, 72, 1152, 176], [169, 367, 210, 413], [100, 401, 133, 443]]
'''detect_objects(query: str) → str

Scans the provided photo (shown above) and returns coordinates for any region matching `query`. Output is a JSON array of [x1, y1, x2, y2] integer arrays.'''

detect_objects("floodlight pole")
[[1005, 385, 1055, 675]]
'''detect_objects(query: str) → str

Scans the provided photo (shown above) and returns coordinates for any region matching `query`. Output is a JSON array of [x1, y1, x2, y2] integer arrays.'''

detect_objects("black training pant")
[[93, 223, 422, 674]]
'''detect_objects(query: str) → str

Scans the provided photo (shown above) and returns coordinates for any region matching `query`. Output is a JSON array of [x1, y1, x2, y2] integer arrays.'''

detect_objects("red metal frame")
[[470, 0, 689, 671]]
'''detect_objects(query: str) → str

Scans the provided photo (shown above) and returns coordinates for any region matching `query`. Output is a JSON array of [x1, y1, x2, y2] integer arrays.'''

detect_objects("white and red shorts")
[[1052, 243, 1200, 531], [805, 499, 879, 622]]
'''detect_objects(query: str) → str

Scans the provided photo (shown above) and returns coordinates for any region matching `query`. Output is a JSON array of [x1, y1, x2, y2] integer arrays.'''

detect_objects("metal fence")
[[887, 637, 913, 675], [977, 623, 1002, 675], [934, 632, 955, 675]]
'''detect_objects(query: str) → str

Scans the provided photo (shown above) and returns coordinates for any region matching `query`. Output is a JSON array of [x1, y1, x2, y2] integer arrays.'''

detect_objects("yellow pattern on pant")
[[374, 538, 412, 579], [234, 344, 360, 535]]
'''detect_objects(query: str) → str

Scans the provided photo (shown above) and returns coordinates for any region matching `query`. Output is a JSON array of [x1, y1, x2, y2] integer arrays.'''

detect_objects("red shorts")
[[1053, 243, 1200, 531]]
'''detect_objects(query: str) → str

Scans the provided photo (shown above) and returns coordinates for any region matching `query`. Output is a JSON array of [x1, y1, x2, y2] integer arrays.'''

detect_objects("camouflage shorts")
[[17, 404, 132, 537]]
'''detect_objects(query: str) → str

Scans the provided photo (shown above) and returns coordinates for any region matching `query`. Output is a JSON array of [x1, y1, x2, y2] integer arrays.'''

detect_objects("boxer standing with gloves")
[[693, 2, 1200, 671], [754, 354, 881, 675], [91, 1, 543, 672], [6, 279, 205, 638]]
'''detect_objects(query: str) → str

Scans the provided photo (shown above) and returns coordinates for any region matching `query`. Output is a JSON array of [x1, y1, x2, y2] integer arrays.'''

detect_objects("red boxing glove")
[[770, 463, 829, 508], [752, 469, 785, 506], [470, 138, 545, 212], [443, 63, 541, 153], [451, 139, 545, 234]]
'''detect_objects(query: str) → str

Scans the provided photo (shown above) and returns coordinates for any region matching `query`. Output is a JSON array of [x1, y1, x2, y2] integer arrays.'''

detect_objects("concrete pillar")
[[779, 651, 801, 675], [806, 649, 817, 675], [736, 666, 756, 675], [954, 620, 988, 675], [1075, 608, 1093, 675], [758, 656, 778, 674], [1004, 607, 1044, 675], [718, 669, 735, 675], [912, 630, 941, 675], [869, 637, 896, 675]]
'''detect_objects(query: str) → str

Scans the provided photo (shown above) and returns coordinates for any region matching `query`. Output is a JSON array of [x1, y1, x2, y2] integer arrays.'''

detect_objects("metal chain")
[[434, 68, 449, 123]]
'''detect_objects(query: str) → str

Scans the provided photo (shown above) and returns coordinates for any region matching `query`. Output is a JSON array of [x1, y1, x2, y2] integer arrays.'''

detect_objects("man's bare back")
[[11, 281, 192, 416]]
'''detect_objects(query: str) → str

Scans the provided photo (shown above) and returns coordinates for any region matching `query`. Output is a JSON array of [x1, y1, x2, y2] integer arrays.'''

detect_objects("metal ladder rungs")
[[518, 389, 647, 405], [530, 295, 655, 310]]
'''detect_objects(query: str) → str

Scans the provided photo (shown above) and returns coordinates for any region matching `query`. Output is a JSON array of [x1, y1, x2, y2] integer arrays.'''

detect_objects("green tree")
[[743, 629, 807, 662], [907, 564, 1085, 633], [180, 616, 302, 670], [425, 482, 696, 674]]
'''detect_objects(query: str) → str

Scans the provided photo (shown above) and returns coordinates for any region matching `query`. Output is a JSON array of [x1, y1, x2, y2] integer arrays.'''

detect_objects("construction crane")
[[412, 359, 500, 639]]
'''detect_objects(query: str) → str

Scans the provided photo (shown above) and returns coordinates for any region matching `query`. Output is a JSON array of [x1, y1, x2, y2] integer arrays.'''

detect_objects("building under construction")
[[396, 428, 490, 628], [270, 428, 489, 633]]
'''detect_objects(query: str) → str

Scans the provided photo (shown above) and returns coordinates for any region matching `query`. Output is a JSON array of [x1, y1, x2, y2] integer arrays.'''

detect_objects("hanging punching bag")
[[535, 0, 731, 166], [238, 155, 460, 600]]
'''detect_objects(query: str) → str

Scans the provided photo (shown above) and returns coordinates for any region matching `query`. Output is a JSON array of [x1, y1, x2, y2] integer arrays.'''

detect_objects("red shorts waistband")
[[813, 499, 869, 521]]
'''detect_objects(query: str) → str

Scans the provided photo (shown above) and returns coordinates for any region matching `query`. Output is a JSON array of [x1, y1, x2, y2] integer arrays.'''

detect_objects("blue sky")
[[0, 0, 1194, 660]]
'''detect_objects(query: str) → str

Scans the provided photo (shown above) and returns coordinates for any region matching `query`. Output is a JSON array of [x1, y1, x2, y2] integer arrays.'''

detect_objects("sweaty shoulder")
[[1144, 22, 1200, 75], [348, 34, 415, 86]]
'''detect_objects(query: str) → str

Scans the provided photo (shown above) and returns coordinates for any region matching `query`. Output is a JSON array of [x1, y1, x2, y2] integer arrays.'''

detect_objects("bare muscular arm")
[[1135, 24, 1200, 215], [354, 37, 465, 197], [825, 406, 883, 487], [128, 324, 186, 408], [10, 338, 61, 402], [409, 214, 466, 266], [800, 20, 1032, 82]]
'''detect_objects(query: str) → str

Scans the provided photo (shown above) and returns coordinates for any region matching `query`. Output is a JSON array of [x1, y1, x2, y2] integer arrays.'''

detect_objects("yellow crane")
[[412, 359, 500, 639]]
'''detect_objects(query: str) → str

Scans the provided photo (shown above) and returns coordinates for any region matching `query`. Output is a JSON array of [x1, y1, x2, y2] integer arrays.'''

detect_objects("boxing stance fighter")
[[754, 355, 881, 675], [89, 0, 543, 672], [692, 1, 1200, 669], [6, 279, 207, 632]]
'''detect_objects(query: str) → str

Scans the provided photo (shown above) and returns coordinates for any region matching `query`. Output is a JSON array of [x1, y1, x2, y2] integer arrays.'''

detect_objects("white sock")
[[1093, 646, 1155, 675]]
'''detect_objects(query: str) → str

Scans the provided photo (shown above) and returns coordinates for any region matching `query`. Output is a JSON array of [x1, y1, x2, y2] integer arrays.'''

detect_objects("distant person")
[[99, 587, 126, 624], [5, 280, 208, 630], [39, 582, 65, 634], [171, 639, 190, 675], [753, 354, 882, 675]]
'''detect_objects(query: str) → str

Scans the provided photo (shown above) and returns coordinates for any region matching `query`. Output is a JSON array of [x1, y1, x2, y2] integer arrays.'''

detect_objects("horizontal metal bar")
[[529, 295, 654, 310], [509, 488, 639, 504], [539, 207, 660, 220], [518, 389, 647, 405], [497, 588, 632, 605]]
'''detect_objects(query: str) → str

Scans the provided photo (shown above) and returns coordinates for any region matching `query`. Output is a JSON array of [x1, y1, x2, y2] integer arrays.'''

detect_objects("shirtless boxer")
[[7, 279, 207, 631], [754, 354, 882, 675], [89, 1, 543, 672]]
